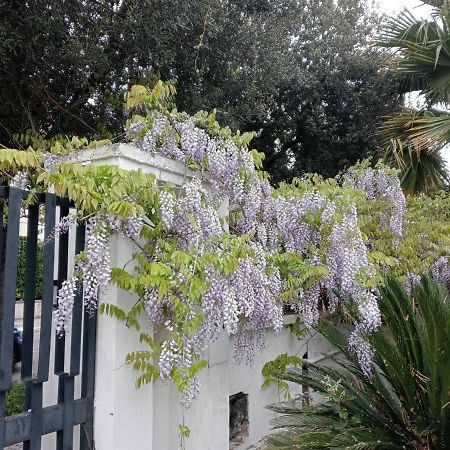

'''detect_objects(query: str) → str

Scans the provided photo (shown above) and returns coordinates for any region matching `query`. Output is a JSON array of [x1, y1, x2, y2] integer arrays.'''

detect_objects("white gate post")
[[73, 144, 195, 450], [93, 233, 154, 450]]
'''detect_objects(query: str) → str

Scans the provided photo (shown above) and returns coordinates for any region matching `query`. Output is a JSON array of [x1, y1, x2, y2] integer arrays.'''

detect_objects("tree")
[[378, 0, 450, 194], [265, 276, 450, 449], [0, 0, 401, 182], [246, 0, 402, 183], [0, 0, 303, 142]]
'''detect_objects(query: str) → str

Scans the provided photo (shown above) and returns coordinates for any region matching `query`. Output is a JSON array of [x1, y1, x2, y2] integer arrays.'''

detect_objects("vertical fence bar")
[[0, 188, 22, 449], [29, 193, 56, 450], [55, 206, 71, 450], [23, 380, 32, 450], [70, 224, 85, 376], [21, 203, 39, 381], [61, 375, 75, 449], [79, 307, 97, 450], [0, 195, 5, 449], [0, 391, 5, 449], [36, 193, 56, 382], [0, 187, 22, 391], [29, 381, 43, 450], [22, 202, 40, 450], [55, 205, 69, 376]]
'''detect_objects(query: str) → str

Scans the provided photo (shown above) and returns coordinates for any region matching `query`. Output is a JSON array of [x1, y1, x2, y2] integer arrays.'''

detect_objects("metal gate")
[[0, 187, 96, 449]]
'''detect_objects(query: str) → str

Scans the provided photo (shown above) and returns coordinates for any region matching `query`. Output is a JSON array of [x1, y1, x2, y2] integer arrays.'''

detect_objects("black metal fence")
[[0, 187, 96, 449]]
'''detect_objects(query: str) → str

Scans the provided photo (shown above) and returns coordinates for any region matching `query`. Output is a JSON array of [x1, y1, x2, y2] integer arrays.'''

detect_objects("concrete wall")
[[39, 145, 336, 450], [93, 233, 155, 450], [151, 322, 308, 450]]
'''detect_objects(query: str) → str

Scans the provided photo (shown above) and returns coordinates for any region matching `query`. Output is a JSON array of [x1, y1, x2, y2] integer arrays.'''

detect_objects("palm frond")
[[377, 2, 450, 193], [399, 150, 449, 195], [266, 276, 450, 449], [414, 278, 450, 440], [383, 108, 450, 152], [378, 9, 440, 48], [381, 107, 450, 194], [377, 9, 450, 103], [420, 1, 446, 7]]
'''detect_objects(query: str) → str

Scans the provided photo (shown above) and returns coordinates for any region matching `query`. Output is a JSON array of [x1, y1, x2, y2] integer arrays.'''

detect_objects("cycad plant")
[[378, 1, 450, 193], [265, 276, 450, 449]]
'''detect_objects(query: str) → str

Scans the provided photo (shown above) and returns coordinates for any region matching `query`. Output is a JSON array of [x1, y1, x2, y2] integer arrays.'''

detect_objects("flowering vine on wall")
[[2, 81, 450, 415]]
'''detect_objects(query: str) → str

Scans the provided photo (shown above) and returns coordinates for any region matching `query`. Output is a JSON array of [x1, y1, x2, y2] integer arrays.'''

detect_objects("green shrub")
[[16, 236, 43, 300], [6, 382, 25, 416], [266, 276, 450, 449]]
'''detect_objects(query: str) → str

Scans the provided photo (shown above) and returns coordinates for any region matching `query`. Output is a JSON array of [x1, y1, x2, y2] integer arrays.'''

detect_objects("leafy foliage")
[[265, 276, 450, 449], [16, 236, 43, 301], [247, 1, 402, 182], [262, 354, 303, 400], [1, 82, 449, 426], [37, 163, 157, 215], [0, 0, 401, 183], [6, 382, 25, 416]]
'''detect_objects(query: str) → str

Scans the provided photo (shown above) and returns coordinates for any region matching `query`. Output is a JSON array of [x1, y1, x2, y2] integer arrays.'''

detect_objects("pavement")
[[6, 444, 22, 450]]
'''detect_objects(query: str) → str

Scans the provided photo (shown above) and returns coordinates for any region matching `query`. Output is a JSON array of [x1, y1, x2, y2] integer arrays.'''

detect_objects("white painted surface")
[[150, 322, 336, 450], [36, 144, 335, 449], [93, 233, 154, 450], [69, 143, 196, 185], [88, 145, 336, 449]]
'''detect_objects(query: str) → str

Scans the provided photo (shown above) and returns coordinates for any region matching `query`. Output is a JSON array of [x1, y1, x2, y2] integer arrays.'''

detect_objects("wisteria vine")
[[11, 83, 450, 411]]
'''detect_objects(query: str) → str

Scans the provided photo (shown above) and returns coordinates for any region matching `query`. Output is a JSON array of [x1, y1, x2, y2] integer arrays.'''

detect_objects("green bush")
[[266, 276, 450, 449], [16, 236, 43, 300], [6, 382, 25, 416]]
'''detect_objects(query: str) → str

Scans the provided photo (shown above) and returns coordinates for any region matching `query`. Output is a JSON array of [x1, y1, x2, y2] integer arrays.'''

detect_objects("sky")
[[377, 0, 433, 16]]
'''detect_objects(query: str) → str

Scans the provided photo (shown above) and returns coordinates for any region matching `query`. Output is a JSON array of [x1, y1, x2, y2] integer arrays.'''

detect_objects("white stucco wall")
[[150, 319, 338, 450], [152, 319, 310, 450], [94, 233, 155, 450], [39, 144, 336, 450]]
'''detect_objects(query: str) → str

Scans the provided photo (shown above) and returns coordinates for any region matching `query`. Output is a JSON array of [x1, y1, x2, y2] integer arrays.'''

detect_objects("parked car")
[[13, 327, 22, 366]]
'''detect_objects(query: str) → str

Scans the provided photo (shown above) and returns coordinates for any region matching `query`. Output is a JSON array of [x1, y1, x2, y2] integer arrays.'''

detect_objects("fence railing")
[[0, 187, 96, 450]]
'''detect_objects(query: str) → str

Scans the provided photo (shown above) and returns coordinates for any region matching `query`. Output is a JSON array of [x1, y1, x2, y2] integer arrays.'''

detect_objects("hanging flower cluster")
[[47, 83, 450, 409], [54, 212, 143, 333], [141, 178, 283, 398], [123, 112, 389, 377], [344, 165, 406, 239], [128, 112, 406, 369]]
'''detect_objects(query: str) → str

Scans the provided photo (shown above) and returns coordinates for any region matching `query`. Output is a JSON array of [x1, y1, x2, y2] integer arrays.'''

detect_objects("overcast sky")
[[376, 0, 433, 16]]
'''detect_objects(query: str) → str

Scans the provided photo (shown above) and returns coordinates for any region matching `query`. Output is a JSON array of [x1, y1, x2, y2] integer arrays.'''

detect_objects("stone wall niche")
[[229, 392, 249, 449]]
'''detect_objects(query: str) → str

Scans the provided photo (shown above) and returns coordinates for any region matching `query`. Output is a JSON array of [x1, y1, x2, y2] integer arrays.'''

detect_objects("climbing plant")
[[1, 81, 450, 420]]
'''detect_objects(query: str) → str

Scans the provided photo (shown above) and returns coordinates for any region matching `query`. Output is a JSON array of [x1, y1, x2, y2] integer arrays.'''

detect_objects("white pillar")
[[93, 233, 154, 450], [71, 144, 195, 450]]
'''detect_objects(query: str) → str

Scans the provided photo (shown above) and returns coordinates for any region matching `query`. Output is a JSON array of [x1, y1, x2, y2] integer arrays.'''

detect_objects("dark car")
[[13, 327, 22, 366]]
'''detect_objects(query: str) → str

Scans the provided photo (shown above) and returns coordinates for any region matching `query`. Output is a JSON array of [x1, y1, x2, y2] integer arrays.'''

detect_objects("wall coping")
[[68, 143, 196, 179]]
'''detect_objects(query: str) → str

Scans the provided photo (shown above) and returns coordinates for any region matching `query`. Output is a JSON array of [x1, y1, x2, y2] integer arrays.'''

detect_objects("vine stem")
[[179, 234, 202, 449], [180, 405, 187, 450], [194, 1, 216, 74]]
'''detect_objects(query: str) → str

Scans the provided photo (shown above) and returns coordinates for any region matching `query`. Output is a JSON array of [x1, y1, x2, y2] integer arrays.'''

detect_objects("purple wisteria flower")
[[55, 277, 78, 335]]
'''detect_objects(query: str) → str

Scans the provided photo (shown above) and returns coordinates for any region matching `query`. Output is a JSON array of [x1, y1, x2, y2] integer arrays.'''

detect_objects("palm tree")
[[265, 276, 450, 449], [378, 1, 450, 194]]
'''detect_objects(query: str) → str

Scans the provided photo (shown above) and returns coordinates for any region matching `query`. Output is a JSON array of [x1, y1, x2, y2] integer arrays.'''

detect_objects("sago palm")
[[378, 1, 450, 193], [265, 276, 450, 449]]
